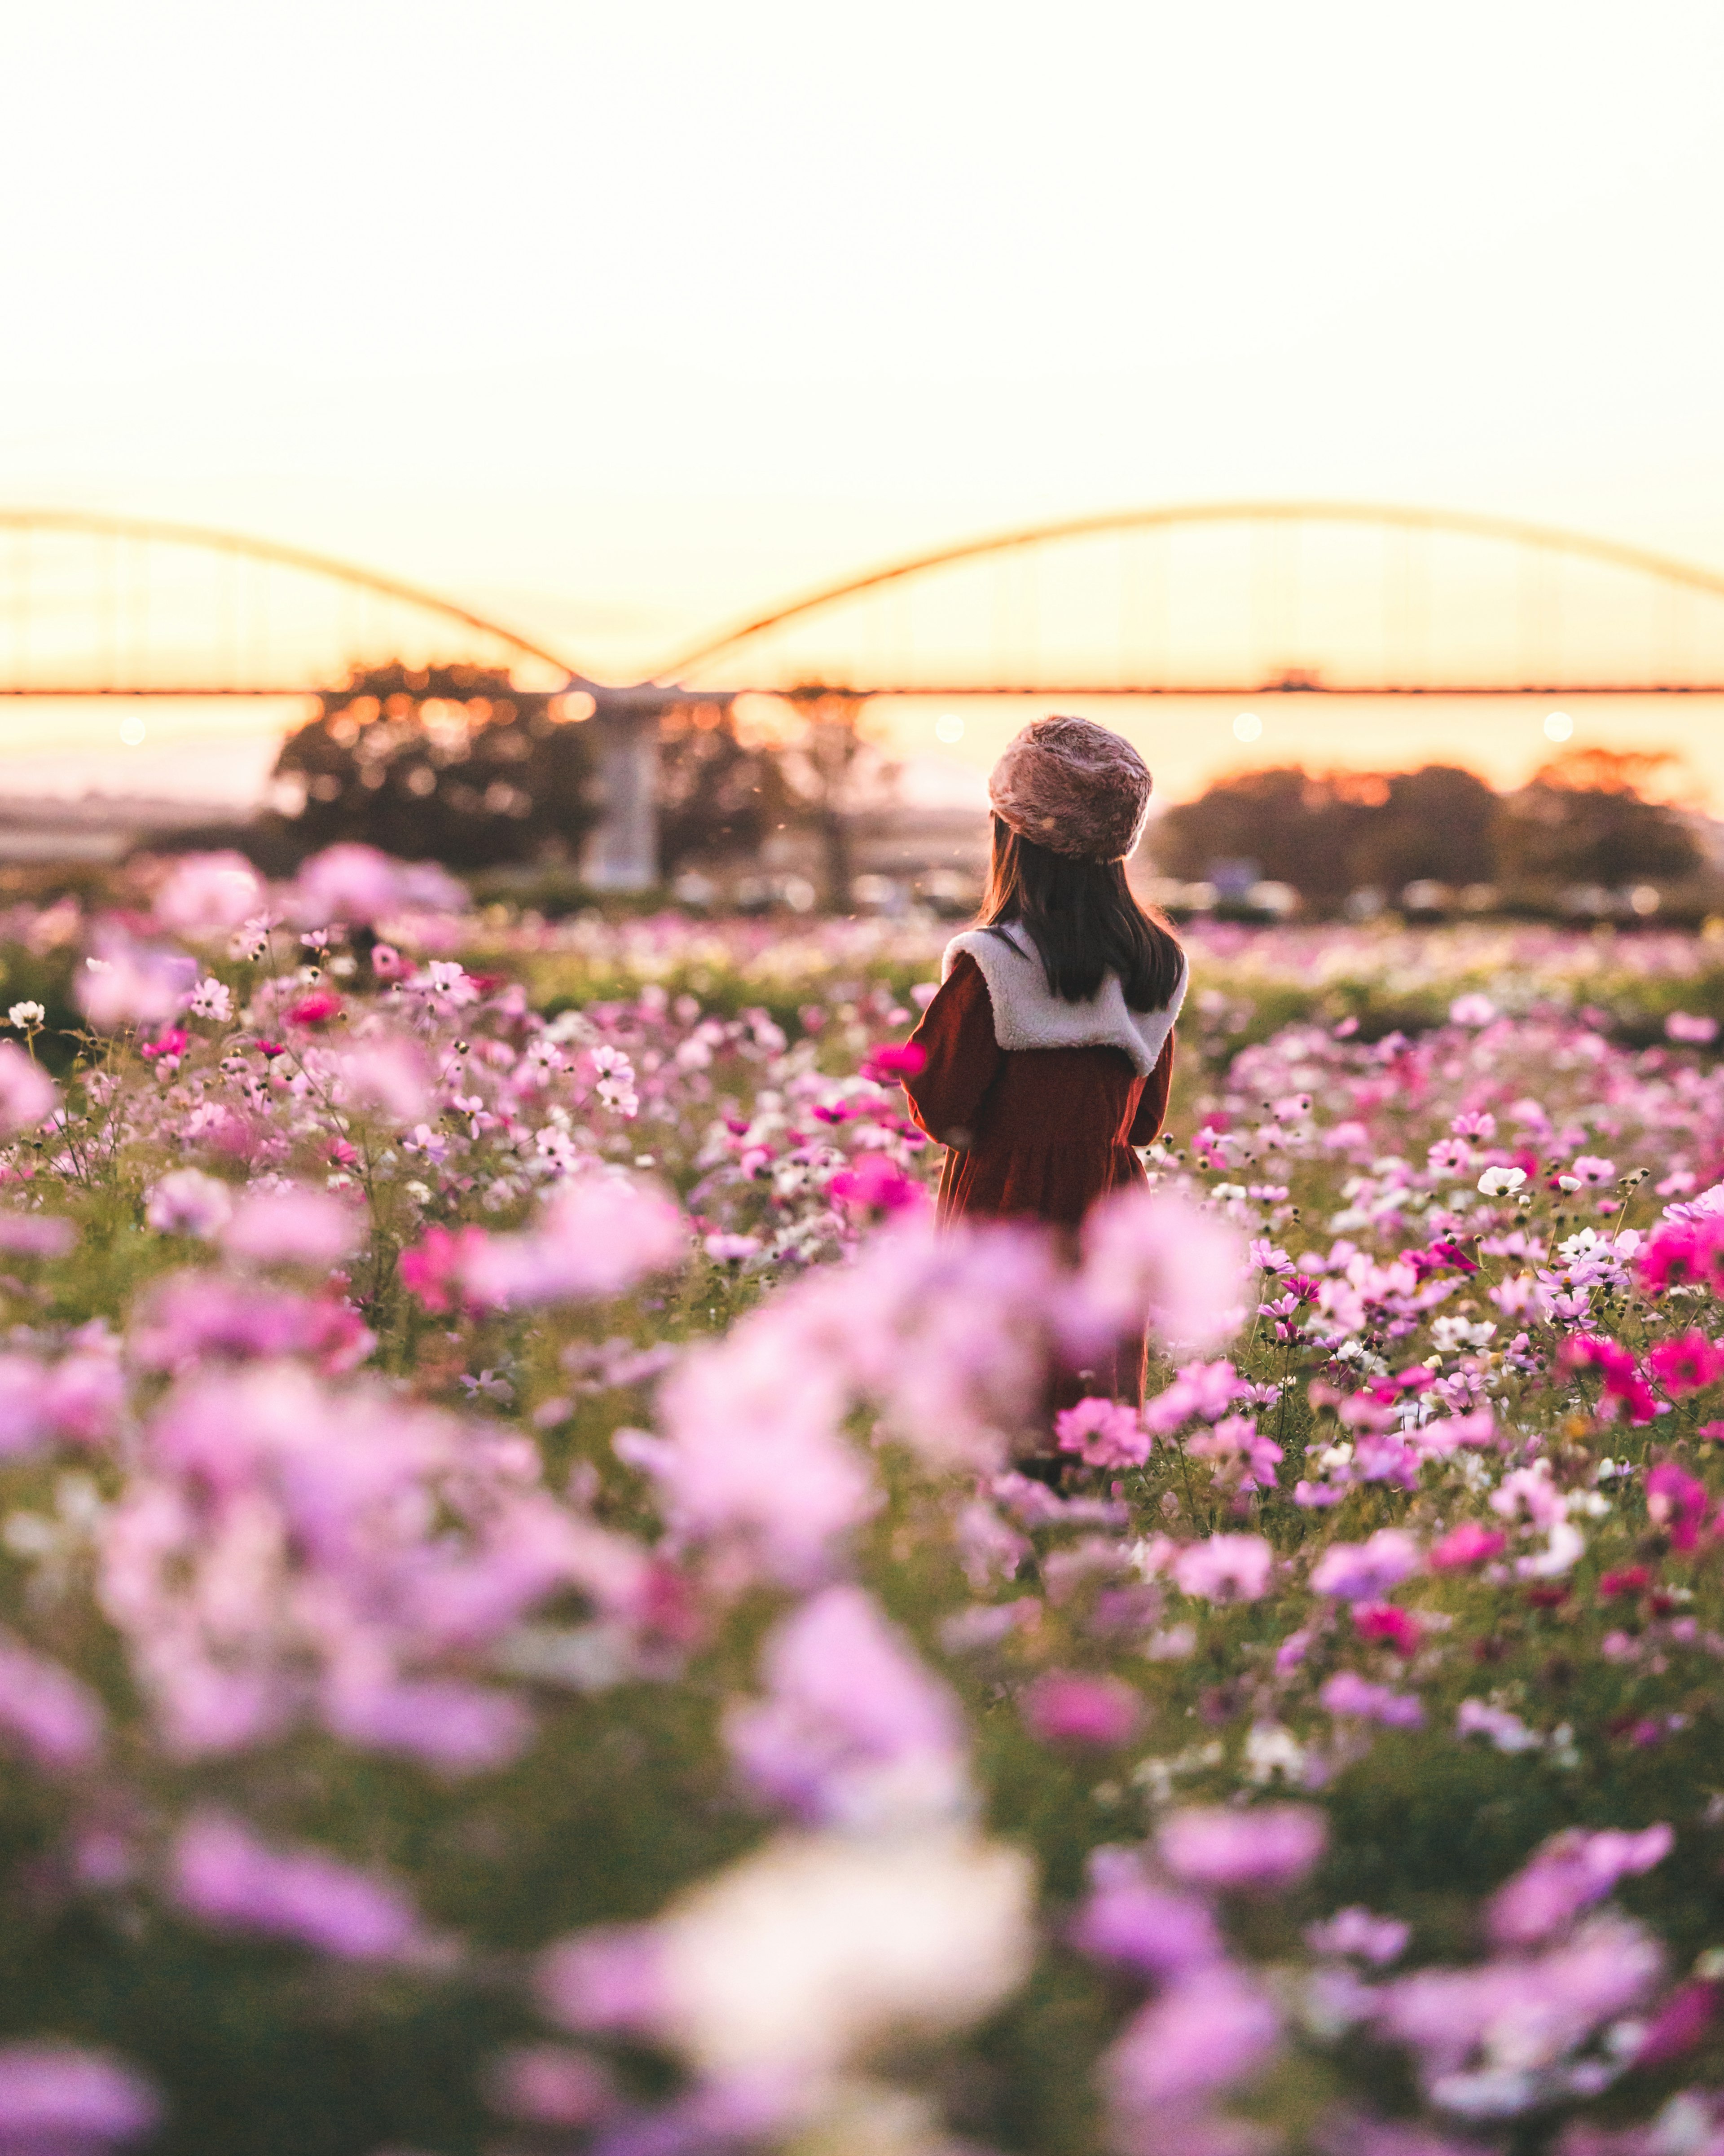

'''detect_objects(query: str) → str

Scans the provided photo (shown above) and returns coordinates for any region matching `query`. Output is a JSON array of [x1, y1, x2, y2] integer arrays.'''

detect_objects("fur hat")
[[988, 715, 1153, 862]]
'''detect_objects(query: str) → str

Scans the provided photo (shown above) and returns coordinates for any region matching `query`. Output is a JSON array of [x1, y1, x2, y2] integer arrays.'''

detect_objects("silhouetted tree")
[[654, 701, 802, 878], [273, 664, 598, 871], [1150, 755, 1698, 910], [1151, 767, 1375, 905], [1495, 749, 1702, 889]]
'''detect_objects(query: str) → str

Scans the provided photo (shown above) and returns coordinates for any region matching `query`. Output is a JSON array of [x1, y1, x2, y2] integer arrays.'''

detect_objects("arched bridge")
[[0, 507, 581, 698], [4, 501, 1724, 702], [655, 502, 1724, 699]]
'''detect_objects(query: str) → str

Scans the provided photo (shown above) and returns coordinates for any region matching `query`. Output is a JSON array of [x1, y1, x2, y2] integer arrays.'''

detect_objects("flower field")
[[2, 848, 1724, 2154]]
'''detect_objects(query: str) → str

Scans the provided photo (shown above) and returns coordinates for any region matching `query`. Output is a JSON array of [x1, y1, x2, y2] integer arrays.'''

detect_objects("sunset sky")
[[4, 0, 1724, 803]]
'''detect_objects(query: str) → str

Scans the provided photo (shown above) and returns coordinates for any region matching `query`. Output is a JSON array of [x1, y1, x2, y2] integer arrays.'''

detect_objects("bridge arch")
[[0, 507, 583, 694], [655, 502, 1724, 696]]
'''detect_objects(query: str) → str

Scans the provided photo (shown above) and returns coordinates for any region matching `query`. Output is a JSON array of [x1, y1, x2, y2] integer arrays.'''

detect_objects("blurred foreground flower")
[[541, 1828, 1034, 2080]]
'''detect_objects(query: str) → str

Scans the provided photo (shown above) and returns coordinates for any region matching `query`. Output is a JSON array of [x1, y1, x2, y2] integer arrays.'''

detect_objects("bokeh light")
[[934, 713, 965, 745], [1544, 710, 1574, 742], [1232, 712, 1263, 743], [119, 715, 146, 747]]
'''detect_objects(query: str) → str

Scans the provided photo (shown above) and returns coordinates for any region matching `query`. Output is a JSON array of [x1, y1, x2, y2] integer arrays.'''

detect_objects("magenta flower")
[[1055, 1396, 1151, 1469], [1157, 1803, 1328, 1891], [1428, 1523, 1507, 1571], [1021, 1671, 1143, 1750]]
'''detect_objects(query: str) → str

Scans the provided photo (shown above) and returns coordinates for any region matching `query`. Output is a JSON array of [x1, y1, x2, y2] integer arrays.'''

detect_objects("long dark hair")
[[977, 816, 1183, 1011]]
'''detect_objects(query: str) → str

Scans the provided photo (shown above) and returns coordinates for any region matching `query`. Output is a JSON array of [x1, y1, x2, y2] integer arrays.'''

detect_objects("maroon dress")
[[900, 952, 1176, 1406]]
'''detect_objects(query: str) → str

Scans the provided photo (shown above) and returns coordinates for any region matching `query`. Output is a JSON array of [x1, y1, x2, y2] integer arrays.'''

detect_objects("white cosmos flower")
[[654, 1830, 1034, 2076], [1477, 1167, 1526, 1197]]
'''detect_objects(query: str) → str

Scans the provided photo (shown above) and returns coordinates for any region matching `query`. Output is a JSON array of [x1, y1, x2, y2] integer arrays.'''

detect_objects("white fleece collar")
[[941, 922, 1187, 1078]]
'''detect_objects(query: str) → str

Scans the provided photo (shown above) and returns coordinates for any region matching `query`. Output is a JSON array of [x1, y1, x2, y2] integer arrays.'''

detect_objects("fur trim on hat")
[[988, 715, 1153, 862]]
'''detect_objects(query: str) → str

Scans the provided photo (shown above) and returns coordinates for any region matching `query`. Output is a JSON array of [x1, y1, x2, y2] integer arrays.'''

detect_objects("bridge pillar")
[[582, 701, 660, 892]]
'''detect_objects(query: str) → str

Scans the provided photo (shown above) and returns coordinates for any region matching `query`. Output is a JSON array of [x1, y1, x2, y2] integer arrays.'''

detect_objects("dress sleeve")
[[900, 952, 1002, 1149], [1127, 1028, 1176, 1147]]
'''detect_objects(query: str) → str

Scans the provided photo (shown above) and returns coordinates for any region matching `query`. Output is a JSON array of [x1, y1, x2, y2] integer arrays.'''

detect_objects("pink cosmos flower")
[[1157, 1803, 1328, 1891], [285, 991, 342, 1027], [1055, 1397, 1151, 1469], [827, 1154, 925, 1215], [0, 1213, 75, 1259], [1428, 1523, 1507, 1570], [0, 1638, 104, 1771], [1071, 1845, 1223, 1979], [0, 1044, 56, 1137], [1646, 1462, 1711, 1550], [76, 935, 197, 1030], [483, 2045, 615, 2129], [1074, 1187, 1247, 1354], [0, 2045, 160, 2151], [332, 1039, 433, 1125], [290, 843, 463, 927], [1647, 1330, 1724, 1395], [143, 1169, 233, 1239], [1487, 1825, 1673, 1948], [725, 1585, 971, 1828], [1021, 1671, 1143, 1750], [462, 1179, 686, 1307], [220, 1186, 362, 1268], [1170, 1534, 1275, 1604], [152, 851, 265, 934], [172, 1810, 434, 1961], [1105, 1963, 1281, 2108]]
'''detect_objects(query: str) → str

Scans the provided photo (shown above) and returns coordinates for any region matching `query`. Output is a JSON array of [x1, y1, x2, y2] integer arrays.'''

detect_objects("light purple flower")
[[1319, 1671, 1425, 1730], [1310, 1530, 1421, 1602], [1055, 1397, 1150, 1469], [1171, 1534, 1274, 1604], [1158, 1803, 1328, 1891], [1487, 1824, 1674, 1948], [0, 1638, 104, 1771], [1306, 1907, 1411, 1966], [75, 935, 197, 1030], [172, 1810, 433, 1962], [143, 1169, 233, 1240], [1071, 1846, 1223, 1979], [725, 1585, 971, 1828], [1106, 1963, 1281, 2108], [0, 2044, 160, 2151], [462, 1179, 686, 1307]]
